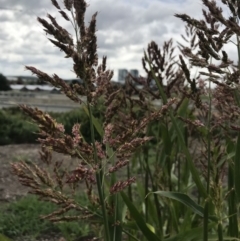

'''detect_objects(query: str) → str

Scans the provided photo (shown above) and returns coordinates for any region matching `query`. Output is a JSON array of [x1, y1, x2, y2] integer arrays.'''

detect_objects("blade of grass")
[[121, 192, 161, 241], [151, 191, 205, 217], [86, 101, 110, 241], [82, 105, 104, 137], [144, 53, 207, 198], [112, 194, 123, 241], [0, 234, 13, 241], [203, 198, 209, 241], [226, 137, 239, 238], [234, 133, 240, 203], [164, 223, 215, 241]]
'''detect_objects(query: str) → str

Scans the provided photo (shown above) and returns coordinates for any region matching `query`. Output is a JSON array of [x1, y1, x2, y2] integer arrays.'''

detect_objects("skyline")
[[5, 68, 139, 82], [0, 0, 238, 80]]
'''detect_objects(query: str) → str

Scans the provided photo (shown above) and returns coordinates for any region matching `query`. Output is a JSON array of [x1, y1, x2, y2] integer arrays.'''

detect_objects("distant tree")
[[37, 78, 45, 85], [70, 79, 84, 89], [0, 73, 11, 91], [16, 77, 24, 85]]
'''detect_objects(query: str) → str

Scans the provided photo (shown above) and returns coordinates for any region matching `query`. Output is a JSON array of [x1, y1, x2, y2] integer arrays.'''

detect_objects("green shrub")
[[0, 109, 38, 145], [0, 194, 89, 240], [0, 102, 105, 145], [0, 73, 11, 91]]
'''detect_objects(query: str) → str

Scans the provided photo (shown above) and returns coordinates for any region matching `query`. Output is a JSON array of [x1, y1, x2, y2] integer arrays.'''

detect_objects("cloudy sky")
[[0, 0, 237, 80]]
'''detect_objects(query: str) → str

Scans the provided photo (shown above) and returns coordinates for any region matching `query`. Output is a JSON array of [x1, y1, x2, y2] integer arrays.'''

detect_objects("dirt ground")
[[0, 141, 198, 203], [0, 144, 88, 241], [0, 144, 80, 203]]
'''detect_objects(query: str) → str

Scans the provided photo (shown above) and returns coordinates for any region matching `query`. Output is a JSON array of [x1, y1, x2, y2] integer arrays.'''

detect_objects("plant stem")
[[123, 229, 140, 241], [143, 142, 149, 223], [203, 68, 213, 241], [87, 101, 111, 241], [145, 54, 207, 197], [127, 163, 133, 202], [217, 222, 224, 241]]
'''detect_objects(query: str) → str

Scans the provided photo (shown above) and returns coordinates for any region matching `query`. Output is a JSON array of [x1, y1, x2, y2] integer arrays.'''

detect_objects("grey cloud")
[[0, 27, 11, 41], [0, 0, 223, 78], [0, 0, 51, 12], [0, 11, 15, 22]]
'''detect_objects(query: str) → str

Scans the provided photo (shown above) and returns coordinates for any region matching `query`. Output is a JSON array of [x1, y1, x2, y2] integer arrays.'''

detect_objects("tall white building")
[[118, 69, 128, 82], [130, 69, 139, 78]]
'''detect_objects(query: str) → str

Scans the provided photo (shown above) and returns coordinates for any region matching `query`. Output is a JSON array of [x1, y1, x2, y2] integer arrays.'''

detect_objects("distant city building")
[[129, 69, 139, 78], [10, 84, 60, 92], [118, 69, 128, 82], [6, 76, 39, 85], [6, 75, 78, 85]]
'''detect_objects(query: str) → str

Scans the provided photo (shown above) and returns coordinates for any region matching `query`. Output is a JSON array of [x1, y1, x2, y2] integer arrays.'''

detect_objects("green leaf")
[[82, 105, 104, 137], [112, 194, 123, 241], [235, 133, 240, 203], [170, 114, 207, 197], [0, 234, 13, 241], [158, 122, 172, 167], [226, 137, 239, 237], [176, 97, 189, 117], [144, 56, 207, 198], [208, 237, 240, 241], [164, 223, 215, 241], [122, 221, 139, 231], [152, 191, 204, 217], [120, 192, 161, 241]]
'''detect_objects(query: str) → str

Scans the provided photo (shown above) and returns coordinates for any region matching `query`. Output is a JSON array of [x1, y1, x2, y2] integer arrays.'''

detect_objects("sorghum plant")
[[11, 0, 240, 240], [124, 0, 240, 240], [11, 0, 176, 240]]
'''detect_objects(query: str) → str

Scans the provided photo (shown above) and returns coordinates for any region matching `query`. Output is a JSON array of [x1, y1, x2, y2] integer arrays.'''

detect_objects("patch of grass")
[[11, 155, 33, 165], [0, 103, 105, 145], [0, 194, 90, 240]]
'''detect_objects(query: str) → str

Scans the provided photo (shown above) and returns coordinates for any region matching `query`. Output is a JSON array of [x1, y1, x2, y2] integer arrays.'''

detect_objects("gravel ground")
[[0, 144, 89, 241], [0, 141, 211, 241], [0, 144, 79, 202]]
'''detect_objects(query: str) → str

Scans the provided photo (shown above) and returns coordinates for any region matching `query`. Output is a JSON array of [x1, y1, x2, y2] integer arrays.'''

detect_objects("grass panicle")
[[8, 0, 240, 240]]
